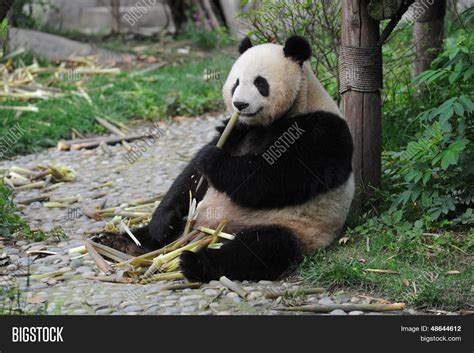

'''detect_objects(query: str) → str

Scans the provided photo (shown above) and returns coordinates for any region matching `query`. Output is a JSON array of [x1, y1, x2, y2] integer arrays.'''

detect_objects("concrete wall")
[[37, 0, 174, 35]]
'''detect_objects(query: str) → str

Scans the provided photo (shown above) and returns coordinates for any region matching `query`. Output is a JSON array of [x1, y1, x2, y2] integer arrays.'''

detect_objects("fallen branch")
[[58, 133, 146, 151], [365, 269, 400, 275], [70, 133, 146, 150], [277, 303, 406, 313], [85, 275, 133, 283], [264, 287, 326, 299]]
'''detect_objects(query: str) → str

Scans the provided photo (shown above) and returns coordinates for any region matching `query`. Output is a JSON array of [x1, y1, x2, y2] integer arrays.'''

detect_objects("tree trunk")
[[201, 0, 220, 29], [341, 0, 382, 213], [166, 0, 188, 34], [111, 0, 121, 35], [411, 0, 446, 78]]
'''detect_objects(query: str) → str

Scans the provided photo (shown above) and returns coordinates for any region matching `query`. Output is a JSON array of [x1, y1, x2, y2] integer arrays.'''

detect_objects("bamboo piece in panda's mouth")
[[195, 111, 240, 191]]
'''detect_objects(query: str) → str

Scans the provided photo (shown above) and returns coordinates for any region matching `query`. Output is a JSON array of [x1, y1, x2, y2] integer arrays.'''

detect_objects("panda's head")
[[223, 36, 312, 126]]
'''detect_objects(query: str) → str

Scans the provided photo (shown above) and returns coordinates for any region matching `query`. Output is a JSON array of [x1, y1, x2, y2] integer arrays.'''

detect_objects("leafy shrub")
[[0, 183, 29, 237], [384, 32, 473, 224], [178, 21, 234, 50]]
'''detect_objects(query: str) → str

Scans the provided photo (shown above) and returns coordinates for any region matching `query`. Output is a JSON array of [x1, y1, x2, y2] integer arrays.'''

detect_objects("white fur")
[[223, 43, 341, 125]]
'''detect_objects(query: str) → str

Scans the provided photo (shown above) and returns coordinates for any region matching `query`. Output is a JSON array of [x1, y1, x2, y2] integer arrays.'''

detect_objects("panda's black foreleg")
[[92, 159, 210, 255], [180, 225, 302, 282]]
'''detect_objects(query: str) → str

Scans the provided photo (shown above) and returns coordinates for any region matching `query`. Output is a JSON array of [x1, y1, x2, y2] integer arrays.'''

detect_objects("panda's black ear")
[[238, 37, 253, 54], [283, 36, 312, 65]]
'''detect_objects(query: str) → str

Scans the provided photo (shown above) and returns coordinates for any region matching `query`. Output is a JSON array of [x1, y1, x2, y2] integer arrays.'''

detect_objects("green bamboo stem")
[[196, 111, 240, 190]]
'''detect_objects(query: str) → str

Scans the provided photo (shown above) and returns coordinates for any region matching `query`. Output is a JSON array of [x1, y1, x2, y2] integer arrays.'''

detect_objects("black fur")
[[103, 110, 351, 281], [238, 37, 253, 54], [231, 79, 239, 96], [194, 111, 353, 209], [180, 225, 301, 281], [283, 35, 312, 65], [128, 136, 219, 249], [254, 76, 270, 97]]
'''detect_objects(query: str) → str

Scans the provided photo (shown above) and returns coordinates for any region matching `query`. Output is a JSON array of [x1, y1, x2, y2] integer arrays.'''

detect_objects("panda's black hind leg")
[[180, 225, 302, 282]]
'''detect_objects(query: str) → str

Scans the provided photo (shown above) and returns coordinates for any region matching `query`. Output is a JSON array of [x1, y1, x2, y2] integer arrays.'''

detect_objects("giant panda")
[[97, 36, 355, 282]]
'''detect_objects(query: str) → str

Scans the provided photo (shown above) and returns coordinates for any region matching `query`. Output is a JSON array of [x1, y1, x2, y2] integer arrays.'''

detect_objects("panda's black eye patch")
[[254, 76, 269, 97], [231, 79, 239, 96]]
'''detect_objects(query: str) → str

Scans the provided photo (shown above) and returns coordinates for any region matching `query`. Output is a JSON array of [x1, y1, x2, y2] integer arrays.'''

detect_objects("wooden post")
[[341, 0, 382, 212]]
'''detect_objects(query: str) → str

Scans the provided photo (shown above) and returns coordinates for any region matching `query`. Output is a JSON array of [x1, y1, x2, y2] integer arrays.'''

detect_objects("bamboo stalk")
[[95, 116, 131, 151], [14, 181, 45, 191], [30, 271, 66, 280], [95, 116, 125, 136], [82, 208, 102, 221], [168, 229, 200, 251], [130, 195, 164, 205], [139, 272, 184, 284], [84, 240, 113, 275], [220, 276, 247, 299], [57, 137, 100, 151], [264, 287, 326, 299], [10, 166, 36, 176], [43, 182, 64, 191], [89, 241, 133, 262], [196, 111, 239, 190], [119, 221, 142, 246], [276, 303, 406, 313], [68, 245, 87, 254], [144, 240, 206, 277], [16, 194, 51, 205], [0, 105, 39, 112], [197, 226, 235, 240], [71, 128, 85, 139], [159, 282, 201, 291]]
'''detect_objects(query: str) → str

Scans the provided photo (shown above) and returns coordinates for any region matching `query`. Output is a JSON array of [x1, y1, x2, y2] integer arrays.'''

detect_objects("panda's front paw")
[[90, 232, 145, 256], [180, 250, 216, 282], [194, 144, 224, 175]]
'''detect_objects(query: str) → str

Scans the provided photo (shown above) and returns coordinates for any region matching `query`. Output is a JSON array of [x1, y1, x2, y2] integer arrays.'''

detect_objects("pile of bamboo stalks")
[[2, 164, 76, 194], [82, 195, 162, 234], [0, 53, 119, 111], [71, 217, 234, 285]]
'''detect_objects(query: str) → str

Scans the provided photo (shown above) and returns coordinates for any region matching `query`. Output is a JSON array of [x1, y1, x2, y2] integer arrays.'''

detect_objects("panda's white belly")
[[194, 173, 355, 254]]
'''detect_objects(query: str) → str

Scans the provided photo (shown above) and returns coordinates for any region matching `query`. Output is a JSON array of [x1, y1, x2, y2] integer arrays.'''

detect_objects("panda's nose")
[[233, 101, 249, 111]]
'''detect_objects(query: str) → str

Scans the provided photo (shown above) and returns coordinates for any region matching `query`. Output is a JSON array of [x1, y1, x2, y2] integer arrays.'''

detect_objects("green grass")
[[0, 51, 234, 156], [0, 183, 29, 237], [300, 218, 473, 311]]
